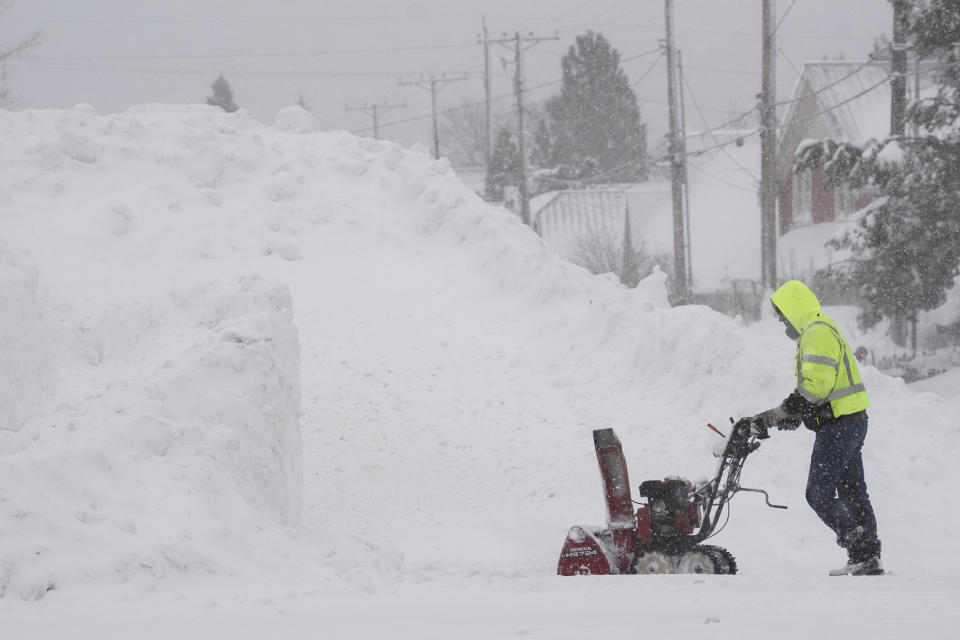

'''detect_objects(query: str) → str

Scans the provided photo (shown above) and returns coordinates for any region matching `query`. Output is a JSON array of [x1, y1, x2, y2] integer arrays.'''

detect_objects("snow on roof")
[[803, 61, 892, 144], [783, 60, 939, 146]]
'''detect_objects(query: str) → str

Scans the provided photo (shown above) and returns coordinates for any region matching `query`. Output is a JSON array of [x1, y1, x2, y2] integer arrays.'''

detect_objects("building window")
[[835, 185, 856, 220], [793, 169, 812, 225]]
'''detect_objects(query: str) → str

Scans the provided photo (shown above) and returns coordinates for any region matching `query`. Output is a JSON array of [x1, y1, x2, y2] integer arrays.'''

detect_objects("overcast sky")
[[2, 0, 893, 155]]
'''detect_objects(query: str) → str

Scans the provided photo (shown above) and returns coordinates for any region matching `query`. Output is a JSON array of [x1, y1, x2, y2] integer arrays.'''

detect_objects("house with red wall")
[[775, 61, 897, 234]]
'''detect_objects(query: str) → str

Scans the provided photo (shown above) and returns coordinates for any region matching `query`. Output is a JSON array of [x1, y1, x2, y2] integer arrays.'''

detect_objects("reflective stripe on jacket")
[[771, 281, 870, 418]]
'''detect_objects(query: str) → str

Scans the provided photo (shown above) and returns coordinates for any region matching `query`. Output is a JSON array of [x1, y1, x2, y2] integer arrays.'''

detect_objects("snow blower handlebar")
[[694, 417, 785, 542]]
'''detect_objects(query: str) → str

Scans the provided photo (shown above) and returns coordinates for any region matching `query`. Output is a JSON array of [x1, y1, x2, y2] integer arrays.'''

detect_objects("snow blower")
[[557, 418, 785, 575]]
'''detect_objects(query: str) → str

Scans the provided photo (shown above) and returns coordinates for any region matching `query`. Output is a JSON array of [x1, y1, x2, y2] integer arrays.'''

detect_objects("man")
[[752, 280, 883, 576]]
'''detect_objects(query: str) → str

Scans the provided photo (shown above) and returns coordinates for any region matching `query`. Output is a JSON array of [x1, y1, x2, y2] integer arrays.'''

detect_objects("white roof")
[[781, 60, 938, 146], [803, 62, 892, 143]]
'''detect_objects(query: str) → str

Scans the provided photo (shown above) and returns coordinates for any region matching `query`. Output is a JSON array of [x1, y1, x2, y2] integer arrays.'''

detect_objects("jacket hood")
[[771, 280, 822, 334]]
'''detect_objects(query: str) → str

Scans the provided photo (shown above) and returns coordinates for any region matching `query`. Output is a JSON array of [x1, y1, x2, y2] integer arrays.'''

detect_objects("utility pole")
[[890, 0, 909, 137], [345, 101, 406, 140], [664, 0, 688, 302], [399, 74, 468, 159], [892, 0, 912, 350], [481, 16, 493, 178], [513, 32, 532, 226], [481, 30, 559, 226], [678, 49, 693, 289], [760, 0, 778, 293]]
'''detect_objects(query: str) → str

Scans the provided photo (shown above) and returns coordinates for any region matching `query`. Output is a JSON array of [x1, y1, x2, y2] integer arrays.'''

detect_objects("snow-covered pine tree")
[[530, 119, 554, 169], [485, 128, 522, 201], [207, 74, 239, 113], [543, 31, 648, 182], [795, 0, 960, 346]]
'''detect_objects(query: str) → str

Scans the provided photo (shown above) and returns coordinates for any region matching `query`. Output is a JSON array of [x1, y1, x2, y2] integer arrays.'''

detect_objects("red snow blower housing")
[[557, 419, 785, 575]]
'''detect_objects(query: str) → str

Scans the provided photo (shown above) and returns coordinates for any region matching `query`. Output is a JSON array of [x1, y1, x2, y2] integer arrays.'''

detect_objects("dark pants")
[[805, 417, 879, 544]]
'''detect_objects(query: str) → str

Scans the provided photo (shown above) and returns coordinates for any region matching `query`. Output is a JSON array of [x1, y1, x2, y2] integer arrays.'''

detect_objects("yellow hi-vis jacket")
[[771, 281, 870, 419]]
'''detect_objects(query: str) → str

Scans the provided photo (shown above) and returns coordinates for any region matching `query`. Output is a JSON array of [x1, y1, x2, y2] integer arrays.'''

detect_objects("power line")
[[583, 0, 635, 25], [352, 47, 708, 136], [774, 0, 799, 33], [684, 61, 891, 144], [3, 13, 499, 24], [18, 30, 840, 148], [491, 0, 657, 33], [18, 43, 660, 76], [773, 60, 878, 109], [688, 163, 758, 193], [350, 45, 662, 131], [352, 47, 732, 134], [618, 22, 880, 43], [672, 70, 893, 163], [398, 74, 469, 158], [13, 61, 480, 78], [680, 64, 758, 181], [352, 77, 561, 135], [622, 46, 670, 62], [345, 101, 406, 140], [777, 45, 803, 81], [792, 73, 892, 130], [677, 128, 761, 160], [679, 64, 759, 77], [558, 0, 610, 19], [24, 42, 477, 62], [677, 106, 757, 143], [631, 50, 665, 87]]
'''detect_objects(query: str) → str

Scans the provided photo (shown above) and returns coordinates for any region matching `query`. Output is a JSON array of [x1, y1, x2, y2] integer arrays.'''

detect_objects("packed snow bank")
[[0, 276, 300, 599], [0, 242, 54, 432], [138, 277, 302, 527], [273, 105, 321, 133]]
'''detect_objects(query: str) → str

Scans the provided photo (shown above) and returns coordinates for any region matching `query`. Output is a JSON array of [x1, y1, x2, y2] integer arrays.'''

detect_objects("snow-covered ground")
[[1, 104, 959, 638]]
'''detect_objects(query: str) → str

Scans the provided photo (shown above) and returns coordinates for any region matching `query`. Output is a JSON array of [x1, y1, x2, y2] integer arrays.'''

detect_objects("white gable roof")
[[779, 60, 938, 151], [801, 62, 892, 144]]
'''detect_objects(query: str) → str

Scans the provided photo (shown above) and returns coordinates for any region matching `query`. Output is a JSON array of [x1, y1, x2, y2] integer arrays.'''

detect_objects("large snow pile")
[[0, 106, 307, 597], [1, 104, 958, 635]]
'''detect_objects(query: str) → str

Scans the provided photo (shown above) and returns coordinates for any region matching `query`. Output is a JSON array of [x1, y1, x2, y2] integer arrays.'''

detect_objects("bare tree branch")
[[1, 29, 42, 61], [2, 1, 43, 61], [1, 1, 43, 106]]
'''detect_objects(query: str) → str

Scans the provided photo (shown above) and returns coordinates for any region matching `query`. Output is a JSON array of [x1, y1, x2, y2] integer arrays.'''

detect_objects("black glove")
[[782, 390, 820, 424], [751, 405, 803, 432], [778, 417, 801, 431], [752, 405, 788, 429], [748, 418, 769, 439]]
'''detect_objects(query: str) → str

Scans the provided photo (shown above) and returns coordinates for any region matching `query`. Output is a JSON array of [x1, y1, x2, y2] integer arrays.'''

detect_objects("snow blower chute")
[[557, 418, 785, 575]]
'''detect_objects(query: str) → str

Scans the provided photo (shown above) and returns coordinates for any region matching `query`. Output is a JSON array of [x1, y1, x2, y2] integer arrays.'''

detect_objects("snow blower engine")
[[557, 418, 786, 575]]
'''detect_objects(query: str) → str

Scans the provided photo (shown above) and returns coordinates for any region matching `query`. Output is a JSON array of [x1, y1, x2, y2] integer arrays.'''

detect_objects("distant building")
[[529, 128, 763, 300], [776, 60, 934, 234], [531, 185, 671, 255]]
